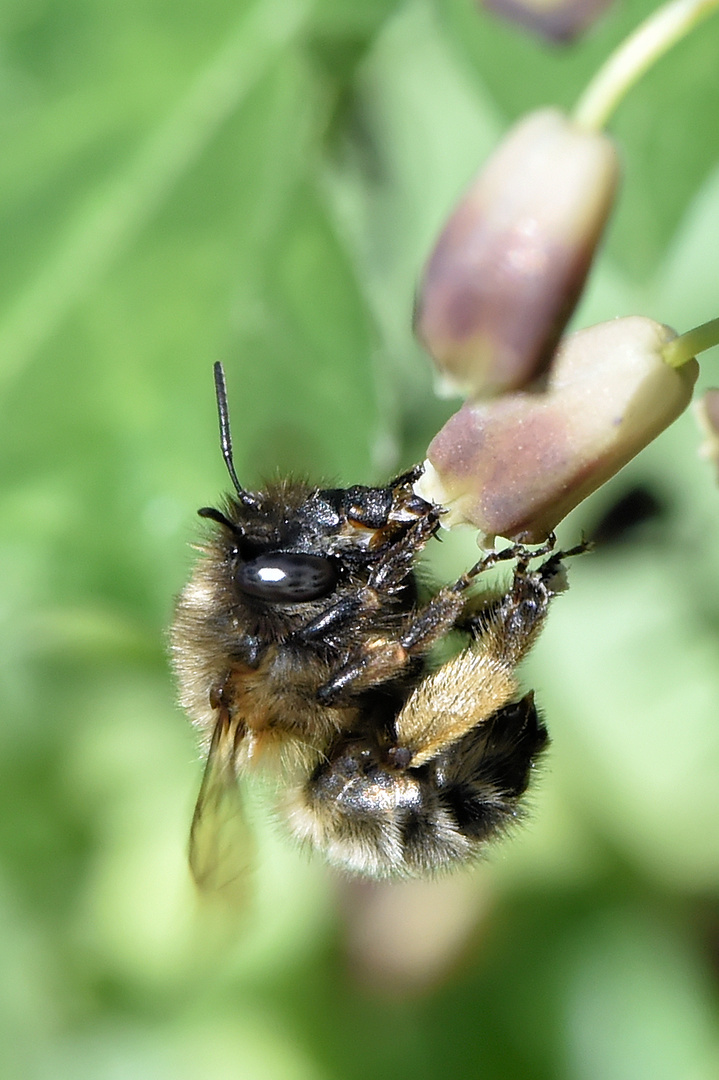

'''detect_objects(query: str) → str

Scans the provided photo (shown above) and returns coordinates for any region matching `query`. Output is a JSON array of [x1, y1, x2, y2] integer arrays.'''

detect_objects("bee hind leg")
[[284, 694, 547, 879]]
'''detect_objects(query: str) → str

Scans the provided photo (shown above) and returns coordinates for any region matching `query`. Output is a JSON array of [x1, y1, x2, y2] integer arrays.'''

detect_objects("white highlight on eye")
[[257, 566, 286, 583]]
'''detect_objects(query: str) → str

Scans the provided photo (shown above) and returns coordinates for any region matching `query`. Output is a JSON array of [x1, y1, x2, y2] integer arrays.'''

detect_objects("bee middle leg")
[[315, 582, 469, 703]]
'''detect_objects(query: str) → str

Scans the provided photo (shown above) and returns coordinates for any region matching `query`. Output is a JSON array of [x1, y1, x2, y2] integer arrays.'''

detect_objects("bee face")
[[171, 364, 583, 888]]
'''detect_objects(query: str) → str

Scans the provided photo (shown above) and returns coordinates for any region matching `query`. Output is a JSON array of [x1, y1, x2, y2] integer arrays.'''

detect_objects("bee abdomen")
[[286, 695, 548, 878]]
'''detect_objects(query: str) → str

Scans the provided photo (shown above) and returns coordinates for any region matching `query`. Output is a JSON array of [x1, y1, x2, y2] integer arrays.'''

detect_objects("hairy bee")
[[172, 363, 583, 885]]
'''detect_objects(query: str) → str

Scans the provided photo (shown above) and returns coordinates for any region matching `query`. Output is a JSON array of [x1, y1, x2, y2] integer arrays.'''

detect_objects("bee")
[[171, 363, 584, 886]]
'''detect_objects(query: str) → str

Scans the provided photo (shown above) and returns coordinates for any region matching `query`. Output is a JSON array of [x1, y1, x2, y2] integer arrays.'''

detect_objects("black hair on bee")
[[171, 363, 584, 885]]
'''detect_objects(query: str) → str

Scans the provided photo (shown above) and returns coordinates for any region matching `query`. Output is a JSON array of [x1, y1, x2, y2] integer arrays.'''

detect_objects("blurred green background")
[[2, 0, 719, 1077]]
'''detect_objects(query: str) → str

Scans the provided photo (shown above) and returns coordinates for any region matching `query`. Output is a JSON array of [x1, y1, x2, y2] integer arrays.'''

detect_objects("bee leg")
[[462, 541, 589, 660], [389, 463, 424, 487], [291, 594, 365, 644], [315, 547, 546, 703], [455, 533, 558, 590], [316, 584, 468, 703], [286, 693, 547, 878], [393, 545, 587, 764], [368, 513, 440, 593], [395, 536, 571, 652], [317, 541, 586, 706], [318, 539, 555, 701], [296, 515, 439, 653], [292, 579, 412, 649]]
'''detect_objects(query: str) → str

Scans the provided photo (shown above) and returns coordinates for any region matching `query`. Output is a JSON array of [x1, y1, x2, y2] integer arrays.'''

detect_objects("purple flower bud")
[[478, 0, 617, 44], [415, 109, 619, 398], [415, 317, 699, 545]]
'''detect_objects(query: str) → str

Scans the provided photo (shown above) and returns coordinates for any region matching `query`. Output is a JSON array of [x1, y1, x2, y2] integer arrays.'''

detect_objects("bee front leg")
[[461, 541, 589, 666], [290, 594, 366, 646]]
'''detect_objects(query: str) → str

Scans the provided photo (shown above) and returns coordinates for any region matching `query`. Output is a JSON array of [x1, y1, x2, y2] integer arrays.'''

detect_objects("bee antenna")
[[212, 362, 260, 508]]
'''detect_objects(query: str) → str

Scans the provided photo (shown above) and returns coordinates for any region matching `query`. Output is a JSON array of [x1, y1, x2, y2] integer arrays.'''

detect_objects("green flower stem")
[[662, 317, 719, 368], [573, 0, 719, 132]]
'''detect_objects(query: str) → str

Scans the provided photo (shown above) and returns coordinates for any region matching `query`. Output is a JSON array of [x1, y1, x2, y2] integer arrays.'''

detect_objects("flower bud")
[[479, 0, 616, 44], [414, 317, 699, 545], [414, 109, 619, 398]]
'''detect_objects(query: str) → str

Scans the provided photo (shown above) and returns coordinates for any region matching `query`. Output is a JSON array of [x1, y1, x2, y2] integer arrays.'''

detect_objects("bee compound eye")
[[236, 552, 338, 603]]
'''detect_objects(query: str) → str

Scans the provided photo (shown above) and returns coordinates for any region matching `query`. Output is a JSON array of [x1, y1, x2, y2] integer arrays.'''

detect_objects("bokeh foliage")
[[1, 0, 719, 1077]]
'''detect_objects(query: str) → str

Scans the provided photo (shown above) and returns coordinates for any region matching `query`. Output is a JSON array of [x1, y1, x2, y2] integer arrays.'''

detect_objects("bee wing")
[[189, 708, 256, 903]]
